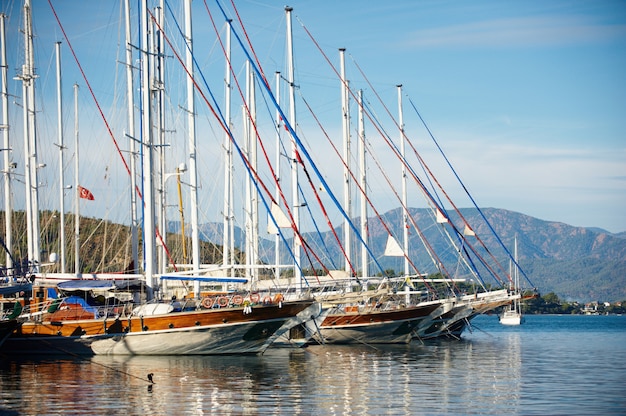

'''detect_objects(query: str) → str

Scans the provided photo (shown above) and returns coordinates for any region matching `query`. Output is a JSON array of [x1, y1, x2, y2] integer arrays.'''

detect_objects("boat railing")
[[17, 297, 135, 322], [196, 290, 292, 310]]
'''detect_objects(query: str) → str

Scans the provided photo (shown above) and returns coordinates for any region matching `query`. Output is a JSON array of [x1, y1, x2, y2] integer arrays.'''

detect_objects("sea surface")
[[0, 314, 624, 415]]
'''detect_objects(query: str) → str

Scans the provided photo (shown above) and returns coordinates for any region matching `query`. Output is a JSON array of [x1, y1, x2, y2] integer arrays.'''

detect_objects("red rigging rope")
[[200, 3, 326, 274], [157, 3, 334, 277], [155, 4, 324, 282], [148, 6, 274, 208], [299, 94, 434, 288], [288, 43, 444, 286], [297, 148, 356, 278], [225, 0, 271, 89], [199, 0, 396, 279], [349, 57, 511, 285], [202, 5, 283, 210], [298, 17, 512, 288], [47, 0, 180, 271], [202, 1, 358, 278], [297, 20, 490, 290]]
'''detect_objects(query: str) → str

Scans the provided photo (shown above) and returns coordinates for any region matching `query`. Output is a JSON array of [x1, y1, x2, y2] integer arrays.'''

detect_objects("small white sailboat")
[[500, 236, 524, 326]]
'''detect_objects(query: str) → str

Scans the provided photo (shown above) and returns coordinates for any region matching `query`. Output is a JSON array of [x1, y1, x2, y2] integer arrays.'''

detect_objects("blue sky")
[[2, 0, 625, 234]]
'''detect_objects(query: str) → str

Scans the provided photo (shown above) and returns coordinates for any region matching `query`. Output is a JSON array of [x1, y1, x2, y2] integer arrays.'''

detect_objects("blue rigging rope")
[[161, 0, 310, 285], [212, 0, 388, 277], [407, 97, 536, 289]]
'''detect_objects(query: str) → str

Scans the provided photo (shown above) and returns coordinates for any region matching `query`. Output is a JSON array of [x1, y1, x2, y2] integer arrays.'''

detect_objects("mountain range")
[[186, 207, 626, 303]]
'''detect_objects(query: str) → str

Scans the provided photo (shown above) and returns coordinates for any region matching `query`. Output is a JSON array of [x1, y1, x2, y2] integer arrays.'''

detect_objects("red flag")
[[78, 185, 95, 201]]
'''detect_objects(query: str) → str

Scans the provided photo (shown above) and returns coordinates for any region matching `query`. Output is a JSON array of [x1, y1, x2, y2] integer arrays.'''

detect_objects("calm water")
[[0, 314, 624, 415]]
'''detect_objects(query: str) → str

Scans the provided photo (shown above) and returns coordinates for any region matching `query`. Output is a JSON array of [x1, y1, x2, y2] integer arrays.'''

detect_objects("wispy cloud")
[[403, 16, 626, 49]]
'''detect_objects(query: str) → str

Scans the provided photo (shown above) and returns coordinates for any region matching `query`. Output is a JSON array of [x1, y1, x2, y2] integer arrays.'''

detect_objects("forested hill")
[[409, 207, 626, 303], [195, 207, 626, 303], [4, 209, 622, 304]]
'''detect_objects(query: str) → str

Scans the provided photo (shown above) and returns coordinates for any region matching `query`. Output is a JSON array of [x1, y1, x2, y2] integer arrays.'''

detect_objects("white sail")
[[463, 225, 475, 236], [267, 202, 291, 234], [383, 235, 404, 257]]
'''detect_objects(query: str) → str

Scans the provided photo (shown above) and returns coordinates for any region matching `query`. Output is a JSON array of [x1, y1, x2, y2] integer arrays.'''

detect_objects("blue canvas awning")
[[0, 282, 31, 296]]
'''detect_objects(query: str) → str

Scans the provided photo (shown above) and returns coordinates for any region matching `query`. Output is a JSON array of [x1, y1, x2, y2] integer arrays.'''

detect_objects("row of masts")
[[1, 2, 518, 301], [1, 2, 40, 273], [0, 2, 421, 290]]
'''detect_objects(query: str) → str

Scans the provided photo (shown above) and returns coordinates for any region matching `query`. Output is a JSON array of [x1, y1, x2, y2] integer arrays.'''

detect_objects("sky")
[[1, 0, 625, 235]]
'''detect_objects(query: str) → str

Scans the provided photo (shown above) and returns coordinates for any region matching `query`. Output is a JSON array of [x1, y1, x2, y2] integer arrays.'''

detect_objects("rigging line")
[[349, 56, 509, 287], [353, 69, 448, 214], [297, 23, 451, 287], [46, 0, 178, 271], [201, 5, 306, 247], [298, 186, 339, 272], [202, 8, 280, 205], [360, 94, 446, 217], [153, 5, 310, 285], [197, 3, 327, 280], [212, 1, 387, 278], [358, 97, 459, 287], [225, 0, 271, 89], [192, 1, 305, 237], [296, 151, 355, 279], [459, 243, 489, 288], [393, 96, 513, 287], [299, 92, 434, 290], [408, 98, 535, 289], [349, 49, 508, 287], [254, 87, 340, 277], [297, 23, 481, 293], [208, 2, 383, 278], [348, 60, 452, 220], [164, 0, 280, 205], [296, 17, 460, 283], [362, 105, 495, 292], [253, 84, 356, 278], [362, 86, 502, 287], [44, 335, 154, 383]]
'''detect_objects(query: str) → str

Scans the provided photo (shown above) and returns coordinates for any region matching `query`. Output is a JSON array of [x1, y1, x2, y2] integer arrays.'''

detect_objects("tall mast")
[[73, 84, 80, 275], [358, 89, 368, 279], [514, 235, 519, 291], [397, 85, 409, 277], [244, 61, 258, 283], [154, 4, 168, 276], [124, 0, 139, 273], [285, 6, 301, 290], [55, 42, 66, 273], [250, 63, 259, 283], [273, 71, 281, 280], [1, 13, 13, 273], [20, 0, 40, 270], [339, 48, 352, 279], [140, 0, 156, 298], [183, 0, 200, 296], [222, 20, 233, 276]]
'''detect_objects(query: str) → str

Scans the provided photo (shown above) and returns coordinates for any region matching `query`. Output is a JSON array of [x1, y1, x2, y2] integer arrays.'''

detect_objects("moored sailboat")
[[4, 278, 318, 355], [1, 0, 323, 356], [1, 1, 540, 355], [500, 237, 524, 326], [311, 282, 442, 344]]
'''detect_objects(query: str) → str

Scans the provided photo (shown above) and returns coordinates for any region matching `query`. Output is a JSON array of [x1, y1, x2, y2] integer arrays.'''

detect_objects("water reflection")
[[7, 315, 625, 415], [0, 337, 525, 415]]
